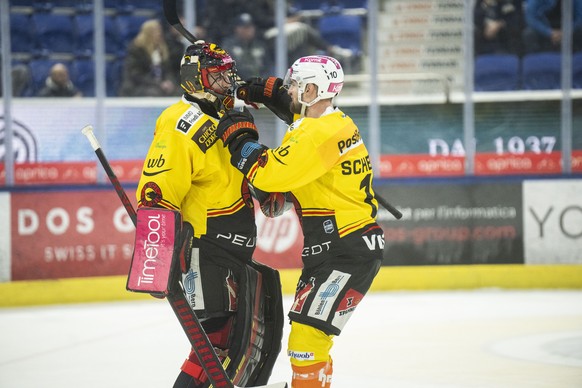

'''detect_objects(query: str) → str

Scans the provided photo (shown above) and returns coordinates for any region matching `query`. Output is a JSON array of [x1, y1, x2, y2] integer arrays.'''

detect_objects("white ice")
[[1, 290, 581, 388]]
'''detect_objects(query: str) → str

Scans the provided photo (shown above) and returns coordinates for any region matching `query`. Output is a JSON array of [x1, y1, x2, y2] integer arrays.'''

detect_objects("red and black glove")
[[216, 107, 259, 151], [237, 77, 294, 125], [236, 77, 285, 105], [246, 182, 292, 217]]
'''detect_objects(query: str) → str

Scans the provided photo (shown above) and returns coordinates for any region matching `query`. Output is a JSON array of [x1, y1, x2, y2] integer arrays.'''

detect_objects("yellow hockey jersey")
[[136, 97, 255, 244], [246, 108, 381, 258]]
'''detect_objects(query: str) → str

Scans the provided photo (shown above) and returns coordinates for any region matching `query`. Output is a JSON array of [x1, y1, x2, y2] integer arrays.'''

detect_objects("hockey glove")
[[216, 107, 259, 151], [236, 77, 283, 104], [248, 183, 293, 218], [237, 77, 294, 125]]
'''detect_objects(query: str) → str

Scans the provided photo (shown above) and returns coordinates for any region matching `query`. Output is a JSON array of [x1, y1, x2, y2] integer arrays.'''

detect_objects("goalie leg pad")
[[181, 250, 240, 316], [246, 260, 285, 386], [175, 253, 284, 388]]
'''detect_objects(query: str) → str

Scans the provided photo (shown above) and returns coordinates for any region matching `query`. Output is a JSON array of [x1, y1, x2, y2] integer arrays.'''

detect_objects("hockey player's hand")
[[247, 182, 293, 218], [236, 77, 285, 105], [216, 107, 258, 150], [259, 192, 293, 218]]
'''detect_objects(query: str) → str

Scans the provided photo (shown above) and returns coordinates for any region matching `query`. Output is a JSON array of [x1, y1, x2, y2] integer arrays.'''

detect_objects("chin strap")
[[297, 88, 321, 118], [190, 90, 218, 103]]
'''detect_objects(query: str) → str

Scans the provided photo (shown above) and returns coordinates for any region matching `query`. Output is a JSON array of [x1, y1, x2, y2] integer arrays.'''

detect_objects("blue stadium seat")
[[573, 52, 582, 89], [11, 0, 34, 6], [74, 14, 121, 55], [344, 0, 367, 7], [32, 13, 75, 53], [106, 58, 124, 96], [70, 58, 95, 97], [293, 0, 367, 11], [104, 0, 125, 8], [38, 0, 78, 8], [318, 14, 363, 52], [522, 52, 561, 90], [291, 0, 323, 10], [116, 14, 150, 50], [474, 54, 520, 91], [10, 13, 34, 54], [132, 0, 163, 12]]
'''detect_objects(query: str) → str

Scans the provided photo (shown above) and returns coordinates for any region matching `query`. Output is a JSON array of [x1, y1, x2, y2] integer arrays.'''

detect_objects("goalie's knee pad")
[[177, 254, 284, 387]]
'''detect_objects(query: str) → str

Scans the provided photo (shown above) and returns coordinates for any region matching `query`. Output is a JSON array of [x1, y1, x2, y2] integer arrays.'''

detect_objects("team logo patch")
[[291, 277, 316, 314], [191, 119, 218, 152], [323, 219, 334, 234], [307, 270, 351, 321], [140, 182, 162, 207], [176, 108, 203, 133], [143, 154, 171, 176]]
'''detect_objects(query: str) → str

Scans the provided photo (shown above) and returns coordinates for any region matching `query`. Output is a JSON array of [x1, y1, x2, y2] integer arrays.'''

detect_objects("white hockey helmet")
[[284, 55, 344, 107]]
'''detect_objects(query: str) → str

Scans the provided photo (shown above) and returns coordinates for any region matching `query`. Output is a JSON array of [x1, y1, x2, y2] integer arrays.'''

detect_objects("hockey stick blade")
[[163, 0, 197, 43]]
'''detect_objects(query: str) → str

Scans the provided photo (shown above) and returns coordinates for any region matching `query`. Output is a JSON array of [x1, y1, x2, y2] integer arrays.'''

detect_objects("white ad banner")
[[523, 180, 582, 264]]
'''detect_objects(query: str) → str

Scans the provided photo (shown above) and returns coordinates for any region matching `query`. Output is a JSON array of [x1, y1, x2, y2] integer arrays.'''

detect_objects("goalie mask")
[[283, 55, 344, 108], [180, 41, 237, 98]]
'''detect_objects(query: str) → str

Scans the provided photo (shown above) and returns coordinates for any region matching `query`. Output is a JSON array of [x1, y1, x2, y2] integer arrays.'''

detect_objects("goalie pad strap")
[[180, 358, 206, 383]]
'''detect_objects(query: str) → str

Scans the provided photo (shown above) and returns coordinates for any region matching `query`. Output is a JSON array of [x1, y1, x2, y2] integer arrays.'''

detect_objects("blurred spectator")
[[263, 6, 353, 68], [522, 0, 582, 53], [221, 13, 271, 79], [0, 64, 31, 97], [119, 19, 180, 97], [202, 0, 275, 43], [37, 63, 82, 98], [474, 0, 523, 55]]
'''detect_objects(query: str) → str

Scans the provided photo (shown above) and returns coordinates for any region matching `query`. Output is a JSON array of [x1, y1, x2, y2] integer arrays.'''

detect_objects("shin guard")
[[291, 360, 333, 388]]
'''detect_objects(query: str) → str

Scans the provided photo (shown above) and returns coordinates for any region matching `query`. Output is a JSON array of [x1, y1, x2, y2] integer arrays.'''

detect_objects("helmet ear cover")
[[180, 62, 203, 94], [180, 42, 236, 95]]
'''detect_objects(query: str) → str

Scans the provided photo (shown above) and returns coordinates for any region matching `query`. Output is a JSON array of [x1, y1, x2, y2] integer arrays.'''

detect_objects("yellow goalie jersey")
[[247, 108, 381, 257], [136, 97, 254, 241]]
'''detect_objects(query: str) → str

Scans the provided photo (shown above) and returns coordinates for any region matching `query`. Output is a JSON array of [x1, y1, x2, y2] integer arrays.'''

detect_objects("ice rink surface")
[[1, 290, 581, 388]]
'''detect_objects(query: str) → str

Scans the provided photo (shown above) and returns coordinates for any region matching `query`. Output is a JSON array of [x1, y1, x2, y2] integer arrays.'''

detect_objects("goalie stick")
[[163, 0, 198, 43], [81, 125, 287, 388]]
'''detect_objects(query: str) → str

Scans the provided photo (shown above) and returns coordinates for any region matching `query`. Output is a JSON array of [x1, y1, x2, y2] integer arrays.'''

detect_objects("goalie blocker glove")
[[217, 108, 268, 176]]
